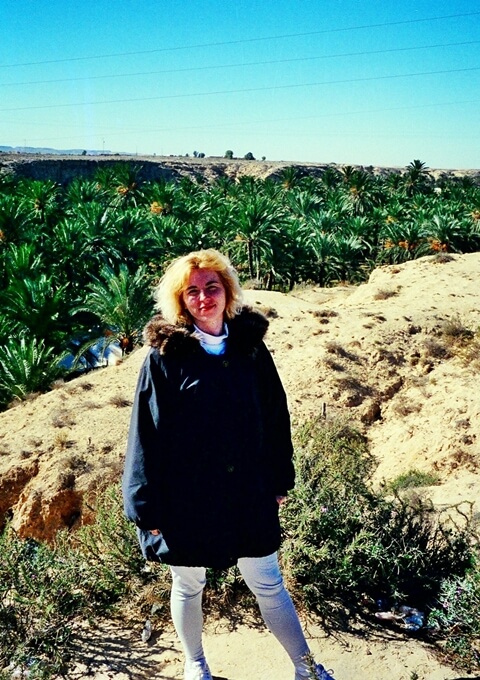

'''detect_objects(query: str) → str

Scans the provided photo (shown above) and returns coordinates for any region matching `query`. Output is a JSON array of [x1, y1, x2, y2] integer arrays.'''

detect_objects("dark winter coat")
[[122, 307, 295, 569]]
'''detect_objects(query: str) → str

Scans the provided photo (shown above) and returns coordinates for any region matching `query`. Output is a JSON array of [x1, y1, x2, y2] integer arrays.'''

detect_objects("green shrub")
[[388, 468, 441, 492], [280, 418, 474, 620], [428, 564, 480, 670], [0, 486, 156, 679]]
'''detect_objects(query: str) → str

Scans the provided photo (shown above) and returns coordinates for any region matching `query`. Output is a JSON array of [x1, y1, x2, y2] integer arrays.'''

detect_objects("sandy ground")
[[2, 252, 480, 679], [65, 616, 475, 680]]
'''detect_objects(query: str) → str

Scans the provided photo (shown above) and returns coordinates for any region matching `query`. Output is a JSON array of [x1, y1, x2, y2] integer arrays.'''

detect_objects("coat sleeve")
[[122, 349, 169, 530], [256, 342, 295, 496]]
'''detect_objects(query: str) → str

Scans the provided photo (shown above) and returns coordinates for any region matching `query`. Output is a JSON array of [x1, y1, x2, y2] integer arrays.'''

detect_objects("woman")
[[122, 249, 335, 680]]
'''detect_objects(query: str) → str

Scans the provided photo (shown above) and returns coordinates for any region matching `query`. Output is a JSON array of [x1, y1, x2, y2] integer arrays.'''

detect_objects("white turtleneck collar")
[[194, 324, 229, 355]]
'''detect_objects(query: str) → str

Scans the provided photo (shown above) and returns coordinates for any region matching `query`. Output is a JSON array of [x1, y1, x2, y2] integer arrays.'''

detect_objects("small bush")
[[432, 253, 455, 264], [458, 332, 480, 370], [441, 315, 474, 347], [280, 418, 474, 621], [51, 409, 76, 428], [428, 566, 480, 670], [0, 486, 152, 679], [109, 394, 132, 408], [53, 431, 74, 450], [392, 400, 422, 417], [388, 468, 441, 492], [373, 287, 399, 300]]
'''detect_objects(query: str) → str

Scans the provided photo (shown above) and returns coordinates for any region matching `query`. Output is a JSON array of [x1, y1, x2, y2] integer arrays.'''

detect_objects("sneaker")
[[184, 657, 213, 680], [312, 664, 335, 680], [295, 661, 335, 680]]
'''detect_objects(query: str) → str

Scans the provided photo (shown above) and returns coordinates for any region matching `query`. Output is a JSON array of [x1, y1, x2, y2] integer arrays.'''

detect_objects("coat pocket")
[[137, 527, 170, 562]]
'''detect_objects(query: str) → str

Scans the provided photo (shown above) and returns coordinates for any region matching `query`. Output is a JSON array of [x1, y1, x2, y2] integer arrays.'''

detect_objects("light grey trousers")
[[170, 552, 310, 667]]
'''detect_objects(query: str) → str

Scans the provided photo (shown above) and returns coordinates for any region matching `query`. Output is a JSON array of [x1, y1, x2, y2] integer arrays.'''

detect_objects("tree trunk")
[[247, 240, 254, 279]]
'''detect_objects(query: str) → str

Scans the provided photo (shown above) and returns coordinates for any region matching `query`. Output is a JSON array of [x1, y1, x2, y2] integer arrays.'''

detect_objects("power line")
[[9, 98, 479, 144], [1, 11, 479, 68], [1, 66, 479, 112], [1, 40, 478, 88], [4, 96, 479, 154]]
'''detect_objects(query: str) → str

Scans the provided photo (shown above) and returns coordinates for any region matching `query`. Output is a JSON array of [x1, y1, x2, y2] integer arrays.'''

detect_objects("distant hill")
[[0, 145, 112, 156], [1, 150, 479, 186]]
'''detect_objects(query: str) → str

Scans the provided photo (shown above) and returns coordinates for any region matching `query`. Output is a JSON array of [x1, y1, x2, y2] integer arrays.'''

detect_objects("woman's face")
[[182, 268, 227, 335]]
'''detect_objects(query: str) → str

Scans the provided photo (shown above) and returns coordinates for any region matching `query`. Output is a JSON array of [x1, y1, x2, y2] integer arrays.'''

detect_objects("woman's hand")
[[276, 496, 287, 506], [150, 529, 161, 535]]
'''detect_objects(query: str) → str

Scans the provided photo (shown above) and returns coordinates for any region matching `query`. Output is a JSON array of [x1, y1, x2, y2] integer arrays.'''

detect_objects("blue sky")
[[1, 1, 479, 168]]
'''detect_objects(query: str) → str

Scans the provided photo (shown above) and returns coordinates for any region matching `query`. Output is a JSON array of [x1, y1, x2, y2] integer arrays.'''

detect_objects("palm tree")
[[275, 217, 313, 290], [230, 194, 284, 280], [145, 179, 179, 216], [195, 201, 235, 252], [1, 243, 44, 290], [378, 220, 427, 263], [210, 176, 236, 198], [319, 166, 341, 191], [147, 214, 208, 263], [17, 179, 63, 226], [403, 160, 432, 197], [106, 208, 152, 268], [339, 169, 381, 216], [279, 167, 301, 191], [0, 336, 66, 409], [65, 177, 108, 206], [332, 234, 366, 283], [284, 190, 323, 222], [308, 231, 340, 287], [0, 275, 72, 351], [422, 214, 464, 253], [75, 264, 154, 358], [0, 195, 35, 246], [95, 164, 146, 208]]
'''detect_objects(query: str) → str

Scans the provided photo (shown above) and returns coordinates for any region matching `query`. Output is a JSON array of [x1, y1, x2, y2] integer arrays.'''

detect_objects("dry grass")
[[458, 335, 480, 369], [313, 309, 338, 324], [392, 400, 423, 417], [51, 409, 76, 428], [81, 400, 103, 410], [255, 305, 279, 319], [450, 449, 479, 472], [432, 253, 455, 264], [334, 375, 373, 407], [109, 394, 132, 408], [65, 454, 92, 475], [325, 341, 360, 362], [422, 337, 452, 360], [441, 316, 475, 346], [322, 357, 345, 372], [53, 431, 75, 450], [57, 470, 76, 490], [373, 287, 400, 301], [424, 317, 480, 368]]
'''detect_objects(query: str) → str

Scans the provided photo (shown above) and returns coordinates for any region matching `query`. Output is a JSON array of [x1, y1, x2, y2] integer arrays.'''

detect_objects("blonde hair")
[[155, 249, 243, 324]]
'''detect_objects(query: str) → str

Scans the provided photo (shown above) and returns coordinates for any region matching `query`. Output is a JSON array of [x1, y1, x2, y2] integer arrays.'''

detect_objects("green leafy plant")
[[73, 263, 154, 361], [280, 418, 474, 620], [0, 486, 154, 679], [0, 337, 66, 409], [387, 468, 441, 493], [428, 566, 480, 670]]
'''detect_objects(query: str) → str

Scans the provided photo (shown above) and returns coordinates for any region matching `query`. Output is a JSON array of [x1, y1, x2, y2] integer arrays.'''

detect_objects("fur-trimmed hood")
[[143, 306, 269, 358]]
